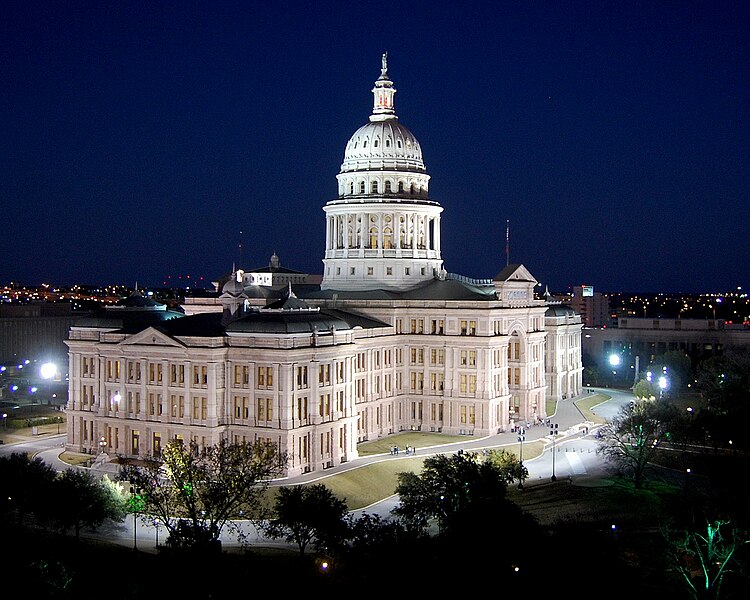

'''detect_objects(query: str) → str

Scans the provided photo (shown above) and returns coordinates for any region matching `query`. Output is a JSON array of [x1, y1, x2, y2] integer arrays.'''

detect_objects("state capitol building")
[[64, 56, 583, 476]]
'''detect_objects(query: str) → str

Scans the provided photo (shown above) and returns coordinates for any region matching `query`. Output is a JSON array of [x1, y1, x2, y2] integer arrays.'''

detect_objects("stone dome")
[[340, 119, 425, 173]]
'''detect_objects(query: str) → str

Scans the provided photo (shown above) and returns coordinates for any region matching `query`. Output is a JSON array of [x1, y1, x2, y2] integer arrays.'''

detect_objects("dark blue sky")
[[2, 1, 748, 293]]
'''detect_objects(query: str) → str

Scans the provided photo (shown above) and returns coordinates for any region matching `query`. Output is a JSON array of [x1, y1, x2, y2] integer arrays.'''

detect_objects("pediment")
[[493, 263, 537, 284], [120, 327, 185, 348]]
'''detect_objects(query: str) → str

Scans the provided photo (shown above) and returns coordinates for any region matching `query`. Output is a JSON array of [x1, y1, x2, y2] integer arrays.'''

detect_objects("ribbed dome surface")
[[340, 118, 425, 173]]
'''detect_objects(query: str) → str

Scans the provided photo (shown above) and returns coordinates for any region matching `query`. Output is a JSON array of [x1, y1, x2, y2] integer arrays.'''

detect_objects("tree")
[[694, 348, 750, 450], [0, 452, 57, 524], [119, 438, 286, 552], [633, 378, 657, 401], [262, 483, 349, 555], [596, 399, 677, 489], [483, 448, 528, 485], [392, 450, 509, 535], [664, 519, 750, 600], [50, 469, 127, 540]]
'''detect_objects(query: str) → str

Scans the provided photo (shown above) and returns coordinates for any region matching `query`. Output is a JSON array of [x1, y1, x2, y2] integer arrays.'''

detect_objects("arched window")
[[363, 139, 368, 148], [385, 139, 391, 147], [374, 139, 379, 148], [359, 181, 365, 194], [397, 139, 402, 149], [398, 181, 404, 192], [385, 180, 392, 193], [349, 182, 354, 194], [410, 183, 416, 195], [371, 181, 378, 194], [383, 227, 393, 249], [369, 227, 378, 249]]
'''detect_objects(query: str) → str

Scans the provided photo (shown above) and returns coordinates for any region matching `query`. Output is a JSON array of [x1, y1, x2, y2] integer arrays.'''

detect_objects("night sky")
[[2, 1, 748, 293]]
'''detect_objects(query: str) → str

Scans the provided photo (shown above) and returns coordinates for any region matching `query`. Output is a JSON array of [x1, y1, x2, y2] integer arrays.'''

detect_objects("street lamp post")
[[517, 427, 526, 489], [550, 423, 559, 481], [129, 486, 143, 551], [659, 375, 668, 400], [40, 362, 56, 403]]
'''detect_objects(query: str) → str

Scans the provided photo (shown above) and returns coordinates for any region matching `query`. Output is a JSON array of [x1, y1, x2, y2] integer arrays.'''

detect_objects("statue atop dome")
[[380, 52, 388, 78]]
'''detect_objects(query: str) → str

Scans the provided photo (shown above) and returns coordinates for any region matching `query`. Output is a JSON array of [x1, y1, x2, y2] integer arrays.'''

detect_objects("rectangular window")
[[318, 364, 331, 386], [410, 348, 424, 365], [297, 365, 308, 389], [430, 348, 444, 365], [193, 365, 208, 386], [410, 371, 424, 392], [257, 366, 273, 388]]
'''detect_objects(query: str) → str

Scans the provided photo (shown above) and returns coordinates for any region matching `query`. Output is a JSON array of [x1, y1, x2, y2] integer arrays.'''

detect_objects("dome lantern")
[[371, 52, 397, 121]]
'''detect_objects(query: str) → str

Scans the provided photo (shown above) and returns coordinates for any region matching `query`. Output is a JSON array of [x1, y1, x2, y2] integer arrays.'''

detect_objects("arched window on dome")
[[360, 181, 366, 194], [374, 139, 379, 148], [383, 226, 393, 249], [397, 139, 402, 149], [363, 139, 369, 148], [385, 180, 392, 193], [410, 183, 416, 195], [398, 181, 404, 192], [349, 182, 354, 195], [371, 181, 378, 194], [385, 138, 391, 148]]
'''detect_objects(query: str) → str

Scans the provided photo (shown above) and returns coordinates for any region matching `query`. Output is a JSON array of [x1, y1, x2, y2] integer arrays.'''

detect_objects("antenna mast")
[[505, 220, 510, 266]]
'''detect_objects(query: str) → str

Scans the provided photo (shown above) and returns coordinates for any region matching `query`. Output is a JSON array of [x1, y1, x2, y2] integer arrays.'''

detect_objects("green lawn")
[[293, 432, 548, 510], [306, 393, 615, 509]]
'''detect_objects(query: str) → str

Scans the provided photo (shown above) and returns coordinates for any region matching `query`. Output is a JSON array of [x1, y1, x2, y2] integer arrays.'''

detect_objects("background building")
[[563, 285, 611, 328]]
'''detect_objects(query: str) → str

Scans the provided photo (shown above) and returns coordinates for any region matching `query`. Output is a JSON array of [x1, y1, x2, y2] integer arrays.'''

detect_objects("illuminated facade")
[[65, 56, 582, 476]]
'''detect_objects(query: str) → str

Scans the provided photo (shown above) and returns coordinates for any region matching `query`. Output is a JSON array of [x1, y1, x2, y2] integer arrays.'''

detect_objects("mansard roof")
[[301, 276, 494, 302]]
